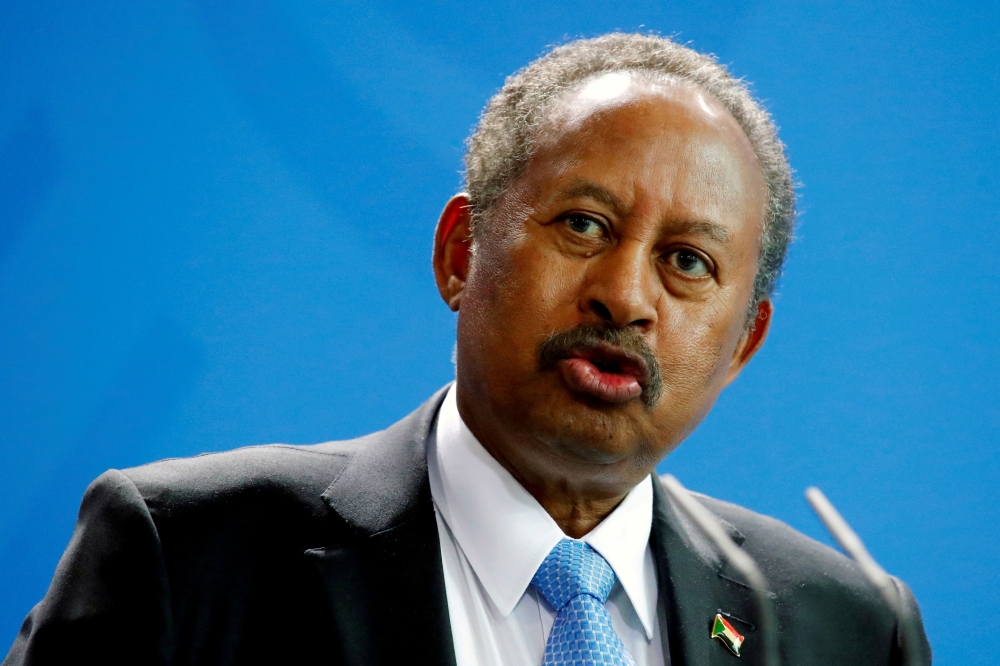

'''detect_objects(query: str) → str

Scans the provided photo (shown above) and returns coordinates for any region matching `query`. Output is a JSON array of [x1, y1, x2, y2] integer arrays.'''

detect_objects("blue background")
[[1, 0, 997, 662]]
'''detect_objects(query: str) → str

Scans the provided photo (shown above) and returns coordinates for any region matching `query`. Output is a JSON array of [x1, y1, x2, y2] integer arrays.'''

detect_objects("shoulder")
[[693, 492, 906, 644], [119, 436, 374, 527], [690, 491, 931, 662], [692, 492, 865, 588], [88, 385, 449, 542]]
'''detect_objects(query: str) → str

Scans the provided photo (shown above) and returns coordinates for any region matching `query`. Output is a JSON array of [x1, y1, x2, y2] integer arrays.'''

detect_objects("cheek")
[[461, 233, 582, 377], [657, 292, 746, 392], [473, 227, 581, 319]]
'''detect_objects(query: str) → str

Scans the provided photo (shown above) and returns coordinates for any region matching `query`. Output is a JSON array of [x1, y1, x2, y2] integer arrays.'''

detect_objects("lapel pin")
[[711, 613, 745, 657]]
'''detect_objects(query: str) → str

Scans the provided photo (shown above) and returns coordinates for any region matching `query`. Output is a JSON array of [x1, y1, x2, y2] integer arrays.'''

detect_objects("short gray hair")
[[463, 33, 796, 316]]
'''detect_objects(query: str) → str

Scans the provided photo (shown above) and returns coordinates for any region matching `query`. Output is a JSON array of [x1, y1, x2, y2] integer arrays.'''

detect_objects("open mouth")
[[555, 343, 649, 404]]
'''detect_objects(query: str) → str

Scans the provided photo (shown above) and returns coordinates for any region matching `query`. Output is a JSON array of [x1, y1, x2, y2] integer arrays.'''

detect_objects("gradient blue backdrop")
[[1, 1, 997, 662]]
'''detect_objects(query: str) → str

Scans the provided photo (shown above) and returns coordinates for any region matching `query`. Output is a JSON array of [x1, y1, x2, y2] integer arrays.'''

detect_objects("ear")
[[724, 299, 772, 386], [433, 194, 474, 312]]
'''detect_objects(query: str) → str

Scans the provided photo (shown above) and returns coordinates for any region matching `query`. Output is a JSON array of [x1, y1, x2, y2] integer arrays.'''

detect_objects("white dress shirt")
[[427, 385, 666, 666]]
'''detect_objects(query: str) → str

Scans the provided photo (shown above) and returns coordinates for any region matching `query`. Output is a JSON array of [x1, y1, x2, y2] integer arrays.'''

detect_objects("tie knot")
[[531, 539, 617, 610]]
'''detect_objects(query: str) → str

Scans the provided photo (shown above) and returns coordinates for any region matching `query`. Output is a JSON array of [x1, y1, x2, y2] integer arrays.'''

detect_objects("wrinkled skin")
[[433, 74, 772, 537]]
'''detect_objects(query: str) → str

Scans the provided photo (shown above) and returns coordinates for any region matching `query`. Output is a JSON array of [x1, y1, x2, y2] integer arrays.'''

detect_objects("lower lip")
[[556, 358, 643, 404]]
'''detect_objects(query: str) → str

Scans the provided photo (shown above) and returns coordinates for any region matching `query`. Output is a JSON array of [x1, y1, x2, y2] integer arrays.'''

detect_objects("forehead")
[[524, 72, 767, 227]]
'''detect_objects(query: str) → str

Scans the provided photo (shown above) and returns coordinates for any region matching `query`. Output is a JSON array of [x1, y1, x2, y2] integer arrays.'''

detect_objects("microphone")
[[805, 487, 922, 666], [660, 474, 780, 666]]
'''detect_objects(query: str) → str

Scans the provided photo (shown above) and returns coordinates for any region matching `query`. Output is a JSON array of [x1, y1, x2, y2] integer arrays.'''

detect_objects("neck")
[[485, 440, 634, 538], [529, 487, 629, 539], [456, 391, 643, 539]]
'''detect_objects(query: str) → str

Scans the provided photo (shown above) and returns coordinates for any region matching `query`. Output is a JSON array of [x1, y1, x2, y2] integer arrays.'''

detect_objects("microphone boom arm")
[[805, 487, 922, 666]]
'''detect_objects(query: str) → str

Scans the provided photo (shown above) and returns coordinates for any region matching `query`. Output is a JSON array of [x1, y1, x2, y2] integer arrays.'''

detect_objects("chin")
[[521, 387, 655, 464]]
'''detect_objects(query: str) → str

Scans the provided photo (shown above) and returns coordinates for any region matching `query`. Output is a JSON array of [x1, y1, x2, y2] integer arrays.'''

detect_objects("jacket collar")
[[321, 384, 450, 534], [309, 385, 455, 666], [651, 476, 768, 666]]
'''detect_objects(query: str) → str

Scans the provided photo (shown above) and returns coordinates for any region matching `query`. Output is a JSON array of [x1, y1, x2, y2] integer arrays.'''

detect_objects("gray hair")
[[463, 33, 795, 319]]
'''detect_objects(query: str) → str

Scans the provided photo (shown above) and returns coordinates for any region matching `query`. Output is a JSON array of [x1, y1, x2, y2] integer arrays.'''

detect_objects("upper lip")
[[562, 342, 651, 388]]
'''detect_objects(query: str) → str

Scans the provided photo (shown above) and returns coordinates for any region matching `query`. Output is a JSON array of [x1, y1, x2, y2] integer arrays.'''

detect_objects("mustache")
[[537, 323, 663, 407]]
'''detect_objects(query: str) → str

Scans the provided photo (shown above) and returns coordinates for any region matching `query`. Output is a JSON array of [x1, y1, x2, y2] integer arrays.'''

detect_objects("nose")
[[580, 240, 659, 331]]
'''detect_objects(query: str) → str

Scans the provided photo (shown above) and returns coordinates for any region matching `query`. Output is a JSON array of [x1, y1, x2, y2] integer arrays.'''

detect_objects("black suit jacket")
[[4, 386, 931, 665]]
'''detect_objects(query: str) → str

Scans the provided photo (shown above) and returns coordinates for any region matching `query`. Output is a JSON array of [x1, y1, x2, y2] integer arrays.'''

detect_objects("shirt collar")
[[584, 472, 656, 639], [427, 385, 657, 639]]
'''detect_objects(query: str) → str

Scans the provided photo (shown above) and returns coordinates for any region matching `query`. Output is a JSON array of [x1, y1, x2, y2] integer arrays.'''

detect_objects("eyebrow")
[[668, 220, 732, 245], [563, 180, 630, 218], [562, 179, 733, 245]]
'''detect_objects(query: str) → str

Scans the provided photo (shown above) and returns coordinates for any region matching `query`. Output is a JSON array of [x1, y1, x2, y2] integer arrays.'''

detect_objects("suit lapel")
[[308, 386, 456, 666], [651, 477, 768, 666]]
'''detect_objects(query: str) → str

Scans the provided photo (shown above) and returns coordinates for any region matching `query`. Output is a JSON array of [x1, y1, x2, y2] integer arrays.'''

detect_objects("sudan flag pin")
[[711, 613, 745, 657]]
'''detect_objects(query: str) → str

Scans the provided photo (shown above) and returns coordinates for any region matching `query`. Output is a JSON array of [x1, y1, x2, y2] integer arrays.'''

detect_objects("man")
[[4, 33, 930, 666]]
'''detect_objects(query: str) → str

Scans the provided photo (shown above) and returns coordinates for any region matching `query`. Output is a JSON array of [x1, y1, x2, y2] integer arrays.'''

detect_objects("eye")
[[668, 249, 711, 277], [565, 214, 606, 239]]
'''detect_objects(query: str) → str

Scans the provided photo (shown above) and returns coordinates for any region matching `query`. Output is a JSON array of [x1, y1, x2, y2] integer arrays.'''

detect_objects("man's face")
[[443, 73, 769, 494]]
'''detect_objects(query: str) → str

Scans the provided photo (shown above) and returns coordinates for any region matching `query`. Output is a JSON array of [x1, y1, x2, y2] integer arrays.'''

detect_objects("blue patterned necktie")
[[531, 539, 637, 666]]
